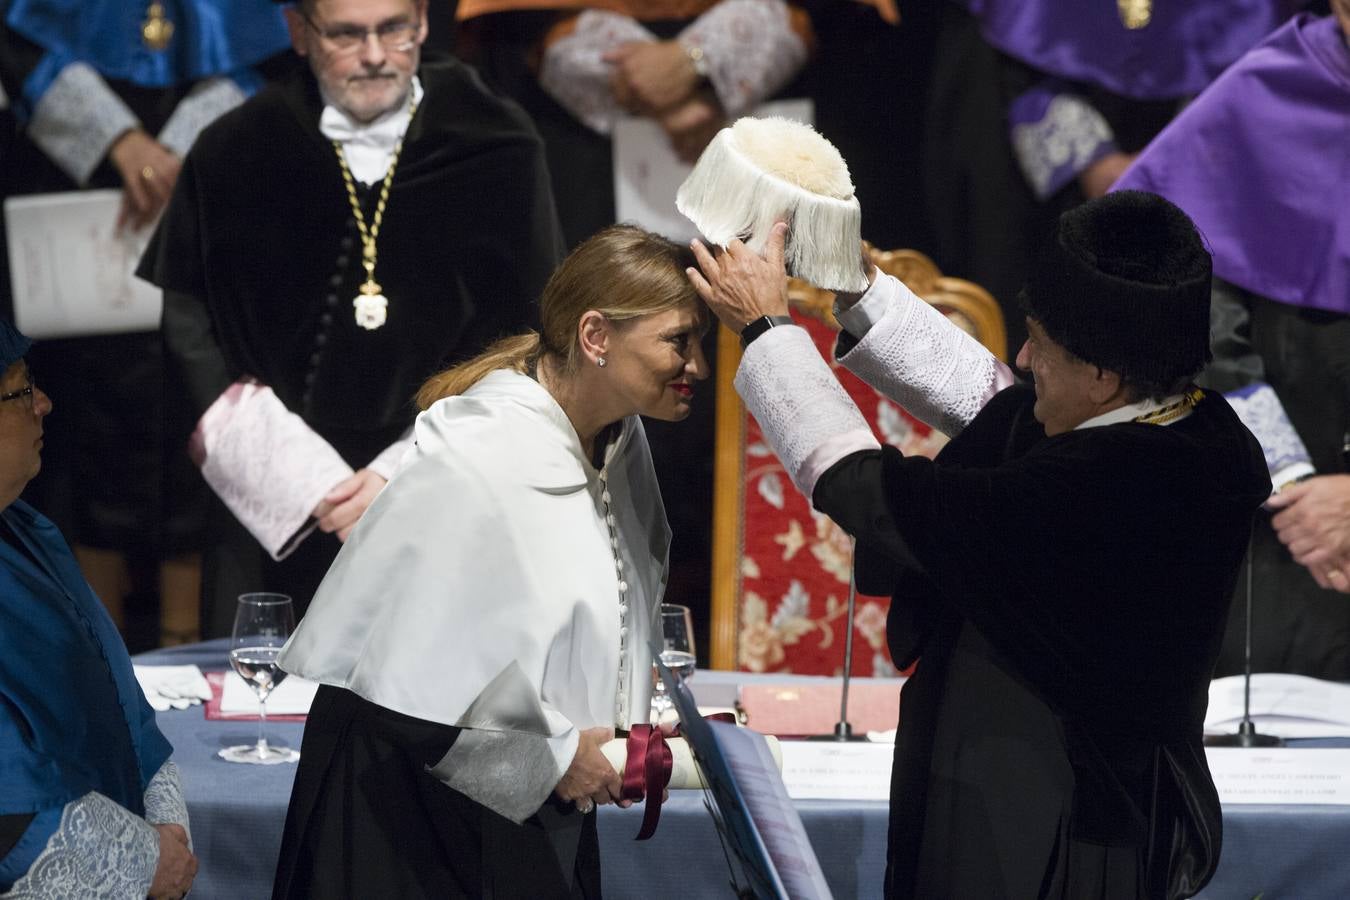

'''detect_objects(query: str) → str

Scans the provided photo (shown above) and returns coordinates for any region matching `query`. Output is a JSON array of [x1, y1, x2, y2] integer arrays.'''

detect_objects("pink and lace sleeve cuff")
[[734, 325, 878, 500], [680, 0, 808, 119], [837, 273, 1015, 437], [191, 381, 353, 560], [539, 11, 655, 135]]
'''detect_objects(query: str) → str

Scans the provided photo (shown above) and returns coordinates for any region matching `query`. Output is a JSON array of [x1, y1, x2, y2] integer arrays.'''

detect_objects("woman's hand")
[[148, 823, 197, 899], [554, 727, 627, 813], [686, 221, 791, 333]]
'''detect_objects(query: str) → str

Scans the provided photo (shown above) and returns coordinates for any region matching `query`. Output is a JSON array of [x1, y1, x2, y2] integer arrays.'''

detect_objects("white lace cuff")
[[192, 381, 353, 561], [1223, 382, 1314, 491], [142, 761, 190, 847], [366, 429, 415, 481], [837, 273, 1014, 437], [3, 793, 156, 899], [27, 62, 138, 185], [680, 0, 808, 119], [428, 726, 577, 825], [1010, 91, 1116, 202], [157, 78, 247, 158], [539, 11, 655, 135], [734, 325, 879, 499]]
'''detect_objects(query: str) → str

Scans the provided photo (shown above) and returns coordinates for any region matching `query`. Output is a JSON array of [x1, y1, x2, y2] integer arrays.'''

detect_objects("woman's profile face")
[[602, 296, 710, 422]]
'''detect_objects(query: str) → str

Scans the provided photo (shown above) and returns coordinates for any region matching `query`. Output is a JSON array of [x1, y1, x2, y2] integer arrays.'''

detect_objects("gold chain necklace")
[[1132, 387, 1203, 426], [331, 91, 419, 331], [1117, 0, 1152, 30]]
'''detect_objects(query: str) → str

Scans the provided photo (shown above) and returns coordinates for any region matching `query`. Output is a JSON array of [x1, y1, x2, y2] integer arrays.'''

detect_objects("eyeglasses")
[[0, 369, 35, 411], [300, 12, 419, 54]]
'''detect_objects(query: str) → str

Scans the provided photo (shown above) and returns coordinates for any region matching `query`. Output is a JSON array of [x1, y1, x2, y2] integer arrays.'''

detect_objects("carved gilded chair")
[[709, 248, 1006, 672]]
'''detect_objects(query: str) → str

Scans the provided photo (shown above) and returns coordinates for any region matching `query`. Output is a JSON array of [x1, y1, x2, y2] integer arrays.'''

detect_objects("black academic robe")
[[1201, 280, 1350, 680], [139, 56, 563, 627], [272, 686, 598, 900], [0, 25, 291, 557], [815, 384, 1270, 900]]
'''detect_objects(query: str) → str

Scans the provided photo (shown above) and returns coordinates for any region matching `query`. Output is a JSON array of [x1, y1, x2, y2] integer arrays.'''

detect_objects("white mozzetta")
[[278, 370, 669, 818]]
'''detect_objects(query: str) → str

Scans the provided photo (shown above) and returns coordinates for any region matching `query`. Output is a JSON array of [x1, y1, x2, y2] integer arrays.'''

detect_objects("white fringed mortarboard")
[[676, 117, 869, 292]]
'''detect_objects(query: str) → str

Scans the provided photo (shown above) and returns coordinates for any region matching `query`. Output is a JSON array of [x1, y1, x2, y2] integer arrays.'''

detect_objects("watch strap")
[[740, 314, 796, 349]]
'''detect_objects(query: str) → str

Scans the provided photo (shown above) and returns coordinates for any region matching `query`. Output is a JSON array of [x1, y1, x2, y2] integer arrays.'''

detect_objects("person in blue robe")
[[0, 317, 196, 898], [0, 0, 293, 647]]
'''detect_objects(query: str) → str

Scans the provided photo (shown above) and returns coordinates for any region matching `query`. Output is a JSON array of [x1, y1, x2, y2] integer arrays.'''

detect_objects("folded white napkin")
[[134, 665, 213, 712], [219, 671, 320, 716]]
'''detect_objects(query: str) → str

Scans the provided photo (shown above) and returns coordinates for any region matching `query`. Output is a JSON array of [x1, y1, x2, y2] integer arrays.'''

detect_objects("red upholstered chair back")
[[709, 248, 1006, 673]]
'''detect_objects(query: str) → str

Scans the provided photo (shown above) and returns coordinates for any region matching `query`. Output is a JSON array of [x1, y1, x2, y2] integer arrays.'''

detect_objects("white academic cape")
[[279, 369, 670, 818]]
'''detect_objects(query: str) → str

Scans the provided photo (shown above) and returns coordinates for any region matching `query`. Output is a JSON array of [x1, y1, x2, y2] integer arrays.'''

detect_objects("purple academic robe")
[[1115, 13, 1350, 316], [958, 0, 1291, 99]]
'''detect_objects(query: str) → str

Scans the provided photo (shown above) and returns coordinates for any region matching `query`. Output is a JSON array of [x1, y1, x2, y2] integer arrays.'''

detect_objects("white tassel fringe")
[[676, 118, 869, 292]]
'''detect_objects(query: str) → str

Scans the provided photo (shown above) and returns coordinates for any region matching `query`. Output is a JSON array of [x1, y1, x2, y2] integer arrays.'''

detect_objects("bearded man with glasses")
[[139, 0, 564, 634]]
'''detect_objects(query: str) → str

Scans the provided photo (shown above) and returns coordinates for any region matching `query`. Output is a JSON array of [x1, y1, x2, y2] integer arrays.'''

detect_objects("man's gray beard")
[[317, 61, 418, 125]]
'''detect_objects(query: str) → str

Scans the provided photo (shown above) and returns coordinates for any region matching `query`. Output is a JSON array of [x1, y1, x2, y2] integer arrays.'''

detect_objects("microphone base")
[[806, 722, 870, 742], [1203, 721, 1284, 748]]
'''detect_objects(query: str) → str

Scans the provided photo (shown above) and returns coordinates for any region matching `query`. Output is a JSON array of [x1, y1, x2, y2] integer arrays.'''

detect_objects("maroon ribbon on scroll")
[[621, 714, 738, 840], [621, 725, 672, 840]]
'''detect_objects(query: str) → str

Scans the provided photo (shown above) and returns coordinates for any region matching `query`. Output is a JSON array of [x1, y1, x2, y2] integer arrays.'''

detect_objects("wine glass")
[[219, 593, 296, 764], [650, 603, 696, 725]]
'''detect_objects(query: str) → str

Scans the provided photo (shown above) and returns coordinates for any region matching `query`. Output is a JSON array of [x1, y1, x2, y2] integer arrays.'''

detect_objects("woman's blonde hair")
[[417, 224, 698, 408]]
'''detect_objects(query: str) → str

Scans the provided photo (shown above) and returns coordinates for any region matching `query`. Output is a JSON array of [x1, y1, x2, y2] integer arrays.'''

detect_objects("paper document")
[[1206, 673, 1350, 739], [613, 98, 814, 242], [780, 740, 893, 801], [712, 722, 835, 899], [220, 671, 320, 716], [5, 190, 161, 338], [1207, 748, 1350, 805]]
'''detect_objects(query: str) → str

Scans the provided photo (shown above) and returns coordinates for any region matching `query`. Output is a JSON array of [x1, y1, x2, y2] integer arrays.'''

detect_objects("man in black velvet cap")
[[689, 190, 1272, 899], [139, 0, 563, 632]]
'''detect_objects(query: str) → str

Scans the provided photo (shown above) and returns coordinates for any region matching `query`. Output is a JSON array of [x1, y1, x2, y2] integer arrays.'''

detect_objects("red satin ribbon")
[[621, 725, 672, 840], [621, 714, 738, 840]]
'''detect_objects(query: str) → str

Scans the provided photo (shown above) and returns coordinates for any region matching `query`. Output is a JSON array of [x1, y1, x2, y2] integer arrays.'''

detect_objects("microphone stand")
[[1205, 530, 1282, 748], [811, 538, 867, 742]]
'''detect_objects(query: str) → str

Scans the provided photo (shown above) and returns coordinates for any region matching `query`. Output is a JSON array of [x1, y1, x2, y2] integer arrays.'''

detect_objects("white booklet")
[[613, 98, 814, 243], [4, 190, 162, 338], [1206, 673, 1350, 739], [1207, 748, 1350, 805], [779, 740, 893, 802], [220, 670, 320, 716]]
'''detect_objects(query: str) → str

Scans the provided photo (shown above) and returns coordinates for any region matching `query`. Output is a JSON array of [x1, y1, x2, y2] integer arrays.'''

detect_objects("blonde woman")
[[272, 225, 708, 898]]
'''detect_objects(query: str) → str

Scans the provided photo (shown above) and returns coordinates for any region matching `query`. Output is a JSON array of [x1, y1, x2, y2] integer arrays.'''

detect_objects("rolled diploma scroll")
[[600, 735, 784, 789]]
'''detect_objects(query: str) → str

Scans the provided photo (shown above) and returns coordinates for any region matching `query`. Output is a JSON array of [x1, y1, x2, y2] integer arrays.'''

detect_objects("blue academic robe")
[[4, 0, 290, 120], [0, 500, 172, 889]]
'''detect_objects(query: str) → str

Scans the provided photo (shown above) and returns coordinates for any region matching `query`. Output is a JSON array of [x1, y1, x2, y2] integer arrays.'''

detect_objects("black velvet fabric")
[[140, 55, 562, 435], [138, 57, 563, 623], [814, 384, 1270, 899], [1201, 280, 1350, 680], [273, 685, 599, 899], [0, 23, 254, 555]]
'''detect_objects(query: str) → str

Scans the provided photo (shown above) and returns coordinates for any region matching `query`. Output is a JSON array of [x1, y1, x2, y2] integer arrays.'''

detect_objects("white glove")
[[134, 665, 213, 711]]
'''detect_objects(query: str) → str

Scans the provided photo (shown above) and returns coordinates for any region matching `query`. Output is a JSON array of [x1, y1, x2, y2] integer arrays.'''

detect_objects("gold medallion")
[[1117, 0, 1152, 30], [331, 91, 419, 332], [353, 284, 389, 331], [141, 2, 174, 51]]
